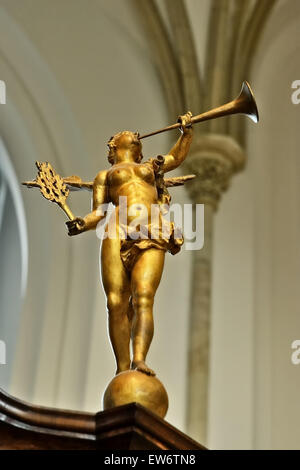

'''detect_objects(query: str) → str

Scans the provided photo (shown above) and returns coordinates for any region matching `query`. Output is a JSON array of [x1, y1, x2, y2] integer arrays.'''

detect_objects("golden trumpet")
[[139, 81, 259, 140]]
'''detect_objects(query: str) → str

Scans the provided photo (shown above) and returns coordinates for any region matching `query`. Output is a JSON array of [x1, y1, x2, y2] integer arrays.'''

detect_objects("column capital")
[[184, 133, 246, 209]]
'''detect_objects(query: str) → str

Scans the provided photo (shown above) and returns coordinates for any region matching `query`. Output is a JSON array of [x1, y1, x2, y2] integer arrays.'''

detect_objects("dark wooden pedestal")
[[0, 388, 205, 450]]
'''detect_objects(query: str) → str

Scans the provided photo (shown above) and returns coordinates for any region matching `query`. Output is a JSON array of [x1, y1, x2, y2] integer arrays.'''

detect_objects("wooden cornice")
[[0, 388, 205, 450]]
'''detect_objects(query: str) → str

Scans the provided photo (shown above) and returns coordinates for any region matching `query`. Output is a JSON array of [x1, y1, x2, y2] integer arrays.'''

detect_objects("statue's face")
[[108, 131, 142, 163]]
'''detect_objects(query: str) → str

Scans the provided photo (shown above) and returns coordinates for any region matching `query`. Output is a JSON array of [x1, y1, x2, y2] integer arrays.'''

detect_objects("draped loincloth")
[[119, 220, 184, 272]]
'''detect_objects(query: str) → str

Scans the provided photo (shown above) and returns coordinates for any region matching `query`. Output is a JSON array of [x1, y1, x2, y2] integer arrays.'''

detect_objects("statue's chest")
[[108, 163, 155, 186]]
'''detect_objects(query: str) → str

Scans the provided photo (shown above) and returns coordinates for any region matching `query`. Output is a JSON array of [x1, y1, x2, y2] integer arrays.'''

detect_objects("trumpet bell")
[[139, 81, 259, 140], [237, 81, 259, 123]]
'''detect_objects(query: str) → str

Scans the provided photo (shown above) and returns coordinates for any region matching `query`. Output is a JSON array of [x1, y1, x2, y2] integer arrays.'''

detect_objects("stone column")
[[184, 133, 246, 444]]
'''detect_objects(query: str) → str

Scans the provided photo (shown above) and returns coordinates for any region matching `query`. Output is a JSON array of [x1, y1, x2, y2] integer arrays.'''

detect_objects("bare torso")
[[106, 160, 159, 227]]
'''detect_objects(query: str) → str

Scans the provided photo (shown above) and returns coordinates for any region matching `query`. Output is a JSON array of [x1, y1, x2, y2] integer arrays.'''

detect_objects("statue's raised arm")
[[161, 111, 193, 173]]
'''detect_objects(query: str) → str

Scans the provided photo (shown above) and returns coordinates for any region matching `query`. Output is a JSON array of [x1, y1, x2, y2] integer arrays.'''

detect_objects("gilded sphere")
[[103, 370, 168, 418]]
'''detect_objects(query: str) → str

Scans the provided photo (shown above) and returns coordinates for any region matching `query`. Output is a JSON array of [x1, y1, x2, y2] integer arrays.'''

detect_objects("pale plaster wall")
[[208, 0, 300, 450]]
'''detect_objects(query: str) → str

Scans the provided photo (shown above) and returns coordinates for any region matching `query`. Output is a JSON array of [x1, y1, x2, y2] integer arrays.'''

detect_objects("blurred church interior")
[[0, 0, 299, 449]]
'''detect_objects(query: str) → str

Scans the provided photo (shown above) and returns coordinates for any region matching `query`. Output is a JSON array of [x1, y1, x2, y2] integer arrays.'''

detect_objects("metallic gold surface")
[[23, 85, 258, 416], [62, 174, 196, 192], [95, 115, 194, 378], [24, 112, 194, 383], [23, 113, 194, 415], [103, 370, 168, 418], [23, 161, 75, 220], [139, 81, 259, 139]]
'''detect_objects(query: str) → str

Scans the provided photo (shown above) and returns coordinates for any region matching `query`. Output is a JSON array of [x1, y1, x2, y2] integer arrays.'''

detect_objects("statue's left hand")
[[66, 217, 86, 236], [178, 111, 193, 133]]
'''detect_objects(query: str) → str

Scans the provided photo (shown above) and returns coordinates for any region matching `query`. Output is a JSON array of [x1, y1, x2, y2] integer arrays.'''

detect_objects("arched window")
[[0, 138, 28, 389]]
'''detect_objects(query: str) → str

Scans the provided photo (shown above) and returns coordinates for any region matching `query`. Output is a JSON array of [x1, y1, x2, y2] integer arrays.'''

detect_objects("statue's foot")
[[116, 363, 131, 375], [131, 360, 156, 376]]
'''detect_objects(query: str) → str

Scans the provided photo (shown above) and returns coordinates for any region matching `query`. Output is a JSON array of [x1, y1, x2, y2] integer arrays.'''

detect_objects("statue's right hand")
[[66, 217, 86, 236]]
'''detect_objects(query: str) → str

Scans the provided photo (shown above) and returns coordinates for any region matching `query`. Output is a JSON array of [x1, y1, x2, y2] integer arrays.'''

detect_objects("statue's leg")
[[127, 297, 134, 338], [101, 235, 131, 375], [130, 248, 165, 376]]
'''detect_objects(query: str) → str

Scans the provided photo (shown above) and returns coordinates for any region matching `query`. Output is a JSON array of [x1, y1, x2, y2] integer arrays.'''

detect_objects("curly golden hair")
[[107, 131, 143, 165]]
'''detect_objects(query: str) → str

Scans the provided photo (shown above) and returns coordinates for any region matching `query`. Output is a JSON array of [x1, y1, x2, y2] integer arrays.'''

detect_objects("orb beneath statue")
[[103, 370, 168, 418]]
